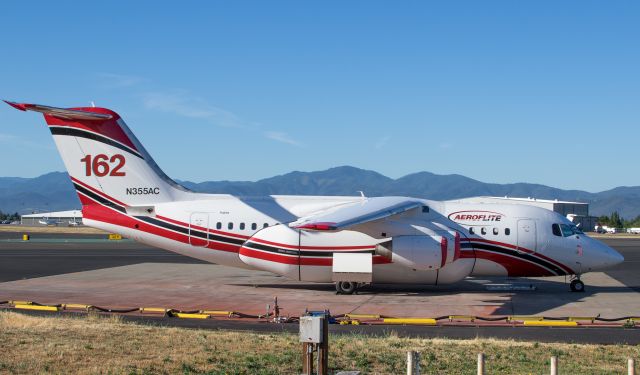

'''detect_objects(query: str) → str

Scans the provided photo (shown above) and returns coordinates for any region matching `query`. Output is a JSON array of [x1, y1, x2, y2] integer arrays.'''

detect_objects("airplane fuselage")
[[79, 188, 620, 285]]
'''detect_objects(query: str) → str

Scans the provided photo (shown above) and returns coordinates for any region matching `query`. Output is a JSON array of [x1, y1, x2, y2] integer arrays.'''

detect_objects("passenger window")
[[481, 228, 487, 235], [240, 223, 245, 230], [228, 222, 234, 230], [552, 224, 562, 237], [251, 223, 257, 230], [493, 228, 499, 235], [469, 227, 474, 234], [216, 222, 221, 230], [505, 228, 510, 235], [422, 206, 429, 213], [263, 223, 269, 228]]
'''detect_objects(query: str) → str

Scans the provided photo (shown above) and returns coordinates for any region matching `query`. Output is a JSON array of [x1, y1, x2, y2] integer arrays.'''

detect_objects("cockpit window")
[[554, 223, 583, 237], [560, 224, 574, 237]]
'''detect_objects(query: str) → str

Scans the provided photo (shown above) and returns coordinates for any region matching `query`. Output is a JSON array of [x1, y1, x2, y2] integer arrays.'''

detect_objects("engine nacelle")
[[378, 232, 460, 271], [238, 224, 301, 279]]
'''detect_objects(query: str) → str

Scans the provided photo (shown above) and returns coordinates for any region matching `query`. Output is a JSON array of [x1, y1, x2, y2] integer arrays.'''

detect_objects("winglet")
[[4, 100, 28, 111]]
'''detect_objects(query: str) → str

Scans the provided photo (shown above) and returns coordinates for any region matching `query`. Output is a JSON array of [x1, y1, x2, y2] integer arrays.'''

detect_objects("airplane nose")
[[610, 248, 624, 265], [584, 238, 624, 271], [600, 243, 624, 268]]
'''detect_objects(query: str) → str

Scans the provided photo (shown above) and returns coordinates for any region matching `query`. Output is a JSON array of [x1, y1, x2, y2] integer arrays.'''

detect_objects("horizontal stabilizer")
[[4, 101, 112, 121]]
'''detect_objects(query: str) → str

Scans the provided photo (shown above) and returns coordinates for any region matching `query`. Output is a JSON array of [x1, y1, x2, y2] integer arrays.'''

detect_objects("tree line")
[[598, 211, 640, 228], [0, 211, 20, 221]]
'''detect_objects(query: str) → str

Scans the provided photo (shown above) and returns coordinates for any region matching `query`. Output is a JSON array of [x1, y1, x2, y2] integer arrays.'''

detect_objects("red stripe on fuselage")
[[80, 201, 239, 254], [73, 179, 240, 252], [471, 249, 556, 277], [461, 237, 573, 274]]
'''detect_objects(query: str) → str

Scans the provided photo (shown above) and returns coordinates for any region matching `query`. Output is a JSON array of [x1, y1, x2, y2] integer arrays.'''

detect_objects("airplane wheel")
[[336, 281, 357, 295], [570, 279, 585, 292]]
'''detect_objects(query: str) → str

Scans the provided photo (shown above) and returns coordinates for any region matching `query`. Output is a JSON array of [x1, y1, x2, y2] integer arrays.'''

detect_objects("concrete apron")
[[0, 262, 636, 319]]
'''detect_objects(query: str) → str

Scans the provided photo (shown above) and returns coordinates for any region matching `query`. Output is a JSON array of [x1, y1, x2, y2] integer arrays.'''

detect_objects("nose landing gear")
[[569, 276, 585, 292]]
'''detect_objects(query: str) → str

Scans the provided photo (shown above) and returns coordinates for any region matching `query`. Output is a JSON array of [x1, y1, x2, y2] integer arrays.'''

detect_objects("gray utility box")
[[332, 252, 372, 283], [299, 316, 324, 343]]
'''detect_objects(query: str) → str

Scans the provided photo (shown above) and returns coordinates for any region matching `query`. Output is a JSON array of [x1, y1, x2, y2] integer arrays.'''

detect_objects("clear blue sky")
[[0, 1, 638, 192]]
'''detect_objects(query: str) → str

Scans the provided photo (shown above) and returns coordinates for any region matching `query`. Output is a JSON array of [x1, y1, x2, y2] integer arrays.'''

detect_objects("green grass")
[[0, 311, 638, 374]]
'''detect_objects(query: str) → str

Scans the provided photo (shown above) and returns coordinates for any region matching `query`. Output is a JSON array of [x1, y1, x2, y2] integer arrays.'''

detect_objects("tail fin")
[[4, 101, 190, 211]]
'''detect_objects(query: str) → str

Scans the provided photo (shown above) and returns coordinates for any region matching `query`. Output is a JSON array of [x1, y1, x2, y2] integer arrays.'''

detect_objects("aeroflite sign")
[[448, 211, 505, 226]]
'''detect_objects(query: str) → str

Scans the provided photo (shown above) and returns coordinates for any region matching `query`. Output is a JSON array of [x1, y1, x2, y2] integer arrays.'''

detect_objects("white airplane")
[[5, 101, 624, 294], [38, 217, 58, 226]]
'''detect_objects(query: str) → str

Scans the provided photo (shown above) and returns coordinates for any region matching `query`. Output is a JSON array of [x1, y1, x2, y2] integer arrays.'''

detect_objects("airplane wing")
[[289, 197, 424, 231]]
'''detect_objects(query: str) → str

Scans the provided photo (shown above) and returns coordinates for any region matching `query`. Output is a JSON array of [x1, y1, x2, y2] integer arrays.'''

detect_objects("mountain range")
[[1, 166, 638, 219]]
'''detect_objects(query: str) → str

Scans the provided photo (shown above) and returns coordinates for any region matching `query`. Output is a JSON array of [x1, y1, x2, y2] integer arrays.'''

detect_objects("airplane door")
[[517, 219, 537, 253], [189, 212, 209, 247]]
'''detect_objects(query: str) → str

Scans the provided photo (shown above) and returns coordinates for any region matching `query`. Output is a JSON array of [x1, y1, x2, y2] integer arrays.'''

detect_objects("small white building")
[[21, 210, 83, 226]]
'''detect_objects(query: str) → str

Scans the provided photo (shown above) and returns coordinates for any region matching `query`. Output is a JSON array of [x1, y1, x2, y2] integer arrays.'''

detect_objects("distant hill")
[[0, 172, 81, 215], [2, 167, 639, 219]]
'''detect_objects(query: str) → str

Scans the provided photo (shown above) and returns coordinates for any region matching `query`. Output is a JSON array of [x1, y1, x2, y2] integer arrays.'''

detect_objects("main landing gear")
[[570, 276, 585, 292], [335, 281, 359, 295]]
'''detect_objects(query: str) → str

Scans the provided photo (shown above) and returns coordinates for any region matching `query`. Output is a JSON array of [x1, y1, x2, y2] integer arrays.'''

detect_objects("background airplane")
[[5, 101, 624, 294], [38, 217, 59, 226]]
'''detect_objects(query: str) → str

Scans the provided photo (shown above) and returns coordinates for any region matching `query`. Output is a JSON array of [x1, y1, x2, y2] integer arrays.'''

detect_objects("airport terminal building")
[[21, 210, 83, 226]]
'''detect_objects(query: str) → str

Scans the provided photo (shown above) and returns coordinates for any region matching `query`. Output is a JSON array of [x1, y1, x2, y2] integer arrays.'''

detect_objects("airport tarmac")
[[1, 233, 639, 343]]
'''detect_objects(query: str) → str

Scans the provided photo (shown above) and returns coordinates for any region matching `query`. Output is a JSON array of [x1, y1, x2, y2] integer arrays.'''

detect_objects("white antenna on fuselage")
[[90, 101, 96, 107]]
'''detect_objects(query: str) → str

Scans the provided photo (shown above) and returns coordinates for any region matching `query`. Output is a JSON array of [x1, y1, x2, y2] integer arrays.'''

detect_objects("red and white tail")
[[4, 101, 190, 212]]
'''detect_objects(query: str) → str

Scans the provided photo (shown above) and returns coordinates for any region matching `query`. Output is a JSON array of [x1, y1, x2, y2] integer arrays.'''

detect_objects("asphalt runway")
[[598, 238, 640, 292], [1, 232, 640, 344], [0, 228, 207, 282]]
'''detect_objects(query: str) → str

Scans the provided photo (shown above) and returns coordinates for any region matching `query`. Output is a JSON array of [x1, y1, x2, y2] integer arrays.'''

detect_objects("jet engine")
[[376, 231, 460, 271]]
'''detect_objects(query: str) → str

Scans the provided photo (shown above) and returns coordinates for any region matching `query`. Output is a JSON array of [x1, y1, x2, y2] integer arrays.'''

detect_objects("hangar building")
[[21, 210, 83, 226]]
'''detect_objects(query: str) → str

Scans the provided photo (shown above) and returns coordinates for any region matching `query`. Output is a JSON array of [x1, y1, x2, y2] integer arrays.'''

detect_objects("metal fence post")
[[407, 351, 420, 375], [477, 353, 485, 375], [318, 317, 329, 375]]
